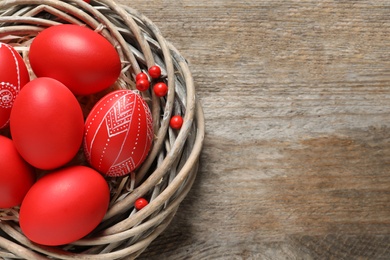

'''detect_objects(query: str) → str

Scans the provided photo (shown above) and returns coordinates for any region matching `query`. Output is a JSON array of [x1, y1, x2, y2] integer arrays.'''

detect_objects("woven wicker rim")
[[0, 0, 205, 259]]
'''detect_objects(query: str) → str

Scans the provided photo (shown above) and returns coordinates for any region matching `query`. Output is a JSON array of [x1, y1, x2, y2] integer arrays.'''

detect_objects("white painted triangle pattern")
[[105, 95, 135, 138]]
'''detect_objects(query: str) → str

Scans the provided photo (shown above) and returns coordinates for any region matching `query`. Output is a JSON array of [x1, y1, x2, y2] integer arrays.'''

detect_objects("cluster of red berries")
[[135, 65, 183, 130], [135, 65, 167, 96]]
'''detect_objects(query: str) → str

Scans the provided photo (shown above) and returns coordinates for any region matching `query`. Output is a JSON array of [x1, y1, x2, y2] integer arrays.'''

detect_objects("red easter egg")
[[19, 166, 110, 246], [84, 90, 153, 177], [0, 43, 30, 129], [29, 24, 121, 95], [0, 135, 35, 208], [10, 77, 84, 170]]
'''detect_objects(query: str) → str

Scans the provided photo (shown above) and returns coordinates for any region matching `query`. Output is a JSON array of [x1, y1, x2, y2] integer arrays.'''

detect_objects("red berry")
[[136, 78, 150, 91], [136, 72, 148, 82], [153, 82, 168, 97], [134, 198, 148, 210], [170, 115, 183, 130], [148, 65, 161, 79]]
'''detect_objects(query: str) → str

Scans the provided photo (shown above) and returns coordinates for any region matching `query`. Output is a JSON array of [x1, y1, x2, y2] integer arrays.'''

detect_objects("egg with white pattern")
[[0, 43, 30, 129], [84, 90, 153, 177]]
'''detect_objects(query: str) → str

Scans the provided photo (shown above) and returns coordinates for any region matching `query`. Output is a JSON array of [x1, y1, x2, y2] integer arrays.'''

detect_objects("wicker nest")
[[0, 0, 204, 259]]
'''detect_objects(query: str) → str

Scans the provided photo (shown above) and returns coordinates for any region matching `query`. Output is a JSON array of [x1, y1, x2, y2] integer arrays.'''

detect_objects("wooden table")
[[116, 0, 390, 259]]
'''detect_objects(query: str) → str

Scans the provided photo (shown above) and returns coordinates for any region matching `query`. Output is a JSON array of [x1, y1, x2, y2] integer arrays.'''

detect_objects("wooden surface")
[[117, 0, 390, 259]]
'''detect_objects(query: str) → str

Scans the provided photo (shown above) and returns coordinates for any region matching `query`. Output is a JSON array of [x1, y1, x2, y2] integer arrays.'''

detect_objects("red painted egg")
[[19, 166, 110, 246], [10, 77, 84, 170], [29, 24, 121, 95], [84, 90, 153, 177], [0, 43, 30, 129], [0, 135, 35, 208]]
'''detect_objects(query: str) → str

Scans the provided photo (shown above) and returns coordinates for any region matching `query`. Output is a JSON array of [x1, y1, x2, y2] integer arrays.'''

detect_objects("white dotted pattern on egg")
[[0, 43, 21, 109], [0, 82, 18, 109], [0, 43, 28, 129]]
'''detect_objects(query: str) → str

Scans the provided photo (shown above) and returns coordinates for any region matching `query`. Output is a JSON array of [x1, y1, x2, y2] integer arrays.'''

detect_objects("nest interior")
[[0, 0, 204, 259]]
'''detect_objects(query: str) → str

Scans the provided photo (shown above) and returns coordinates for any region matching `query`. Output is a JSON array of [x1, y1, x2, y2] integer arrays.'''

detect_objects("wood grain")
[[121, 0, 390, 259]]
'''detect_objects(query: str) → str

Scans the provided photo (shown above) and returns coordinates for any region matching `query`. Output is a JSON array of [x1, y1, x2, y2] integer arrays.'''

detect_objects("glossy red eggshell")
[[0, 135, 35, 208], [19, 166, 110, 246], [10, 77, 84, 170], [84, 90, 153, 177], [0, 43, 30, 129], [29, 24, 121, 95]]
